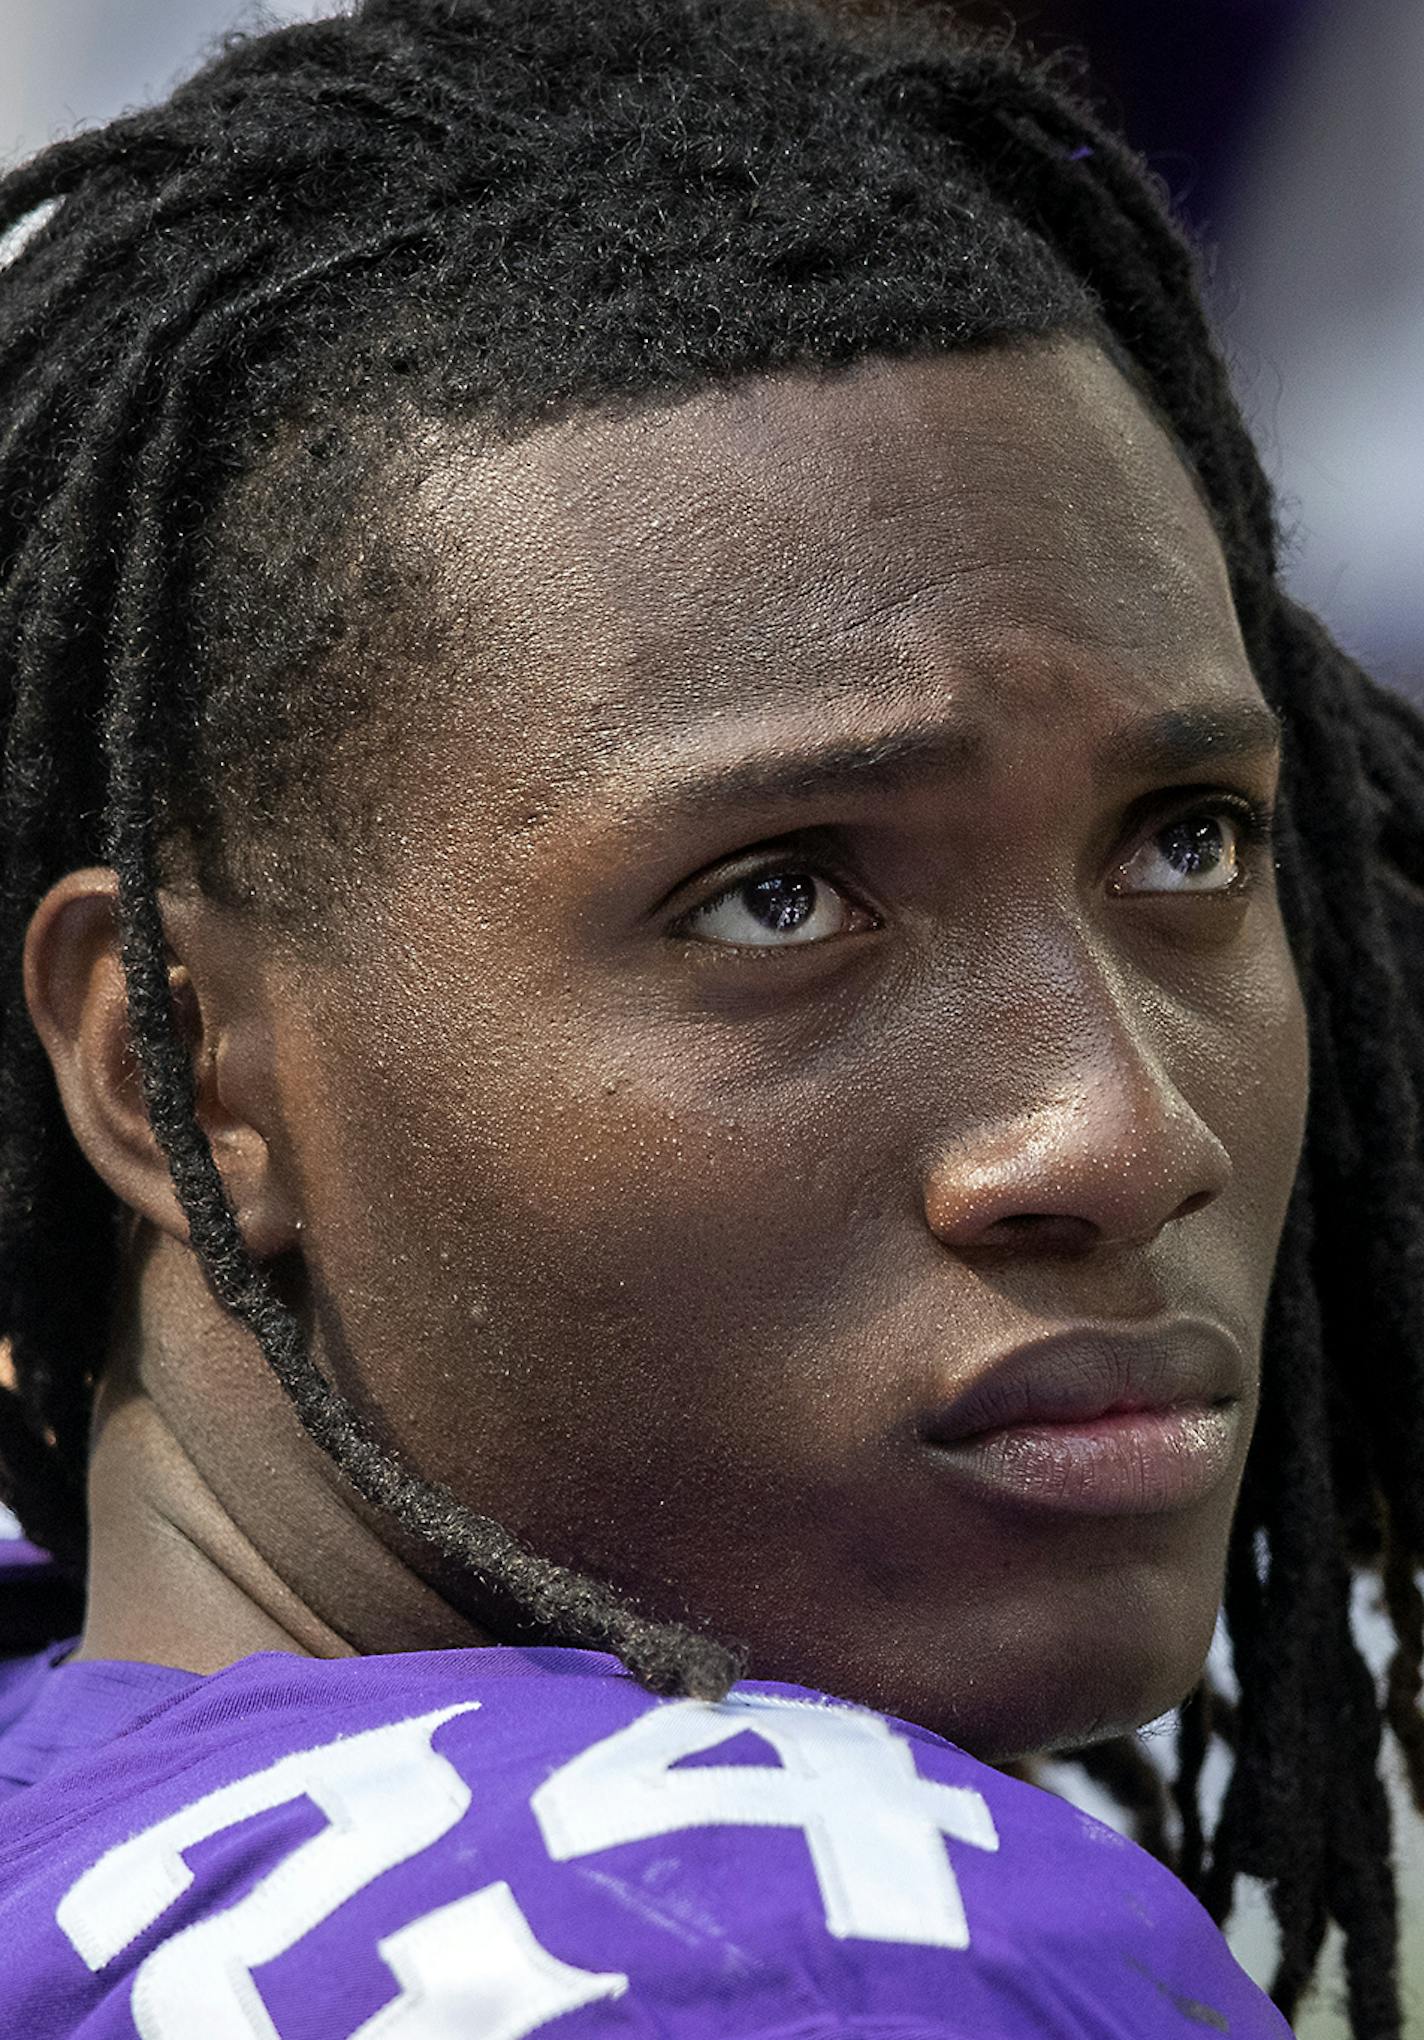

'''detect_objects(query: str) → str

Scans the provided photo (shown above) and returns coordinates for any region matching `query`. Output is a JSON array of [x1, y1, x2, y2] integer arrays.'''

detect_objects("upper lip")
[[920, 1320, 1246, 1445]]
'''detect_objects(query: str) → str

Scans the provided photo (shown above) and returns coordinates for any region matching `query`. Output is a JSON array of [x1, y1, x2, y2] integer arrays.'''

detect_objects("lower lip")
[[927, 1401, 1241, 1516]]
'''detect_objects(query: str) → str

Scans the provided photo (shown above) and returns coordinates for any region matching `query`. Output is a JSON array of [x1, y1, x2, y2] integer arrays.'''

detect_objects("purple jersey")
[[0, 1549, 1290, 2039]]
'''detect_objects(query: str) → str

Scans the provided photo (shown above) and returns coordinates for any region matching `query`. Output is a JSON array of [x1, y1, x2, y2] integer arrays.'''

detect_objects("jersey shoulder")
[[0, 1644, 1290, 2040]]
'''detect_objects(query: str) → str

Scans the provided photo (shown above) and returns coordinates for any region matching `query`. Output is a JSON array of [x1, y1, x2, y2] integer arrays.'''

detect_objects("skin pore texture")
[[26, 337, 1310, 1763]]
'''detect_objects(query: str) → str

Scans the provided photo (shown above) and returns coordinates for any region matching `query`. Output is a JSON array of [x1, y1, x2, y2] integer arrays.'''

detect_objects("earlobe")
[[22, 868, 299, 1260]]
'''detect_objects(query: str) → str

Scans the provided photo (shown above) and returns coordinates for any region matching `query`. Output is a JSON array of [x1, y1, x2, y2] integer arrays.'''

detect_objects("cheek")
[[279, 976, 908, 1513]]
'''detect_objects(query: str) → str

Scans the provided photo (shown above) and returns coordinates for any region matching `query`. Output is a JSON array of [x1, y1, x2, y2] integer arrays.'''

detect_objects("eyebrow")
[[635, 698, 1284, 824], [1101, 701, 1284, 784]]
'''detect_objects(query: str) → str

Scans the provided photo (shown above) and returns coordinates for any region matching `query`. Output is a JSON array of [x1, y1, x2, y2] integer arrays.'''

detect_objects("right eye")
[[678, 869, 873, 948]]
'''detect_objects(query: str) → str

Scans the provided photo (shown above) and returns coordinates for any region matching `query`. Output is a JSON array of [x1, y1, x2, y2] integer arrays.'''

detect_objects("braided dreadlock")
[[1, 2, 1421, 2030]]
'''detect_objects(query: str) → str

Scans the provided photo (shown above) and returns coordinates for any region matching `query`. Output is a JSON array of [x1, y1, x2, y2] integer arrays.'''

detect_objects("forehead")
[[399, 338, 1258, 796]]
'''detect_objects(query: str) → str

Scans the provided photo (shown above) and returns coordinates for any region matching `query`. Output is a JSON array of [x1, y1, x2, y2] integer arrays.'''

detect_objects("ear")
[[22, 868, 299, 1260]]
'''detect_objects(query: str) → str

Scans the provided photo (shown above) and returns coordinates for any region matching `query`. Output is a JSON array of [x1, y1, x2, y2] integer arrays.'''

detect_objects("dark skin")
[[25, 337, 1308, 1762]]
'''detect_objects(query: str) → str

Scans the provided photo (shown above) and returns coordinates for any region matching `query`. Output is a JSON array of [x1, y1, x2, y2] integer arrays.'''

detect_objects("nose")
[[922, 975, 1232, 1260]]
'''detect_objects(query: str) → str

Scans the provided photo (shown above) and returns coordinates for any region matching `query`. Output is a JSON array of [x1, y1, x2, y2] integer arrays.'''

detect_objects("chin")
[[748, 1570, 1222, 1767], [855, 1647, 1208, 1767], [964, 1623, 1213, 1764]]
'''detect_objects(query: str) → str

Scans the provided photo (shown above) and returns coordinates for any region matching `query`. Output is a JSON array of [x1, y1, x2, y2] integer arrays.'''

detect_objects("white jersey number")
[[56, 1693, 998, 2037], [534, 1696, 998, 1949], [56, 1705, 625, 2040]]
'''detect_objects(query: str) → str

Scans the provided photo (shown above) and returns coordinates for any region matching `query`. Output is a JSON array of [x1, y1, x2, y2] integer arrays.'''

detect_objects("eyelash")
[[670, 792, 1280, 941], [1110, 792, 1279, 898]]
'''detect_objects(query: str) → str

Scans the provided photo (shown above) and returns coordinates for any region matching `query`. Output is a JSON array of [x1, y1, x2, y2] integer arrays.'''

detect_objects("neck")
[[74, 1233, 495, 1673], [74, 1369, 356, 1671]]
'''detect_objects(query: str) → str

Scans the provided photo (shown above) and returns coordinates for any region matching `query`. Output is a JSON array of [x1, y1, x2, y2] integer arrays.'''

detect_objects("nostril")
[[975, 1213, 1100, 1256]]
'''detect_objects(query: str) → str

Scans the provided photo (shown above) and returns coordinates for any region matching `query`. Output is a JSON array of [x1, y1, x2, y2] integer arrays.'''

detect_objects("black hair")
[[1, 2, 1421, 2031]]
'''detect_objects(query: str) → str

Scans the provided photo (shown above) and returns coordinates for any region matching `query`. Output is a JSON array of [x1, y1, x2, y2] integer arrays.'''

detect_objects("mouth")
[[917, 1320, 1247, 1517]]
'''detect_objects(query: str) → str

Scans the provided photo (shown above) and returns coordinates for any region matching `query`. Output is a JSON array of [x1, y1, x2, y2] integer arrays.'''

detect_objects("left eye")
[[680, 870, 865, 947], [1116, 807, 1259, 895]]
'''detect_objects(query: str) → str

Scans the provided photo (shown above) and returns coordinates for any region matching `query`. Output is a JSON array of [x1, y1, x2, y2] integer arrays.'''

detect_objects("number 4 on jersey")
[[534, 1696, 999, 1950]]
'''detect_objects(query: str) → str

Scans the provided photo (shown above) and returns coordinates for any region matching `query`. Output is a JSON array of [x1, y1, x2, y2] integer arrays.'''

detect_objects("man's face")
[[220, 338, 1309, 1758]]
